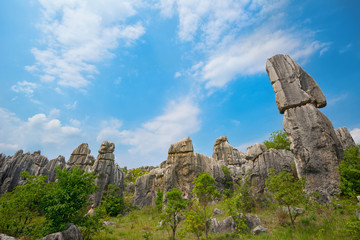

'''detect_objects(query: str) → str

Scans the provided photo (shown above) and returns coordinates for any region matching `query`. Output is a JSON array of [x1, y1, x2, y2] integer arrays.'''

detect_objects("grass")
[[92, 196, 360, 240]]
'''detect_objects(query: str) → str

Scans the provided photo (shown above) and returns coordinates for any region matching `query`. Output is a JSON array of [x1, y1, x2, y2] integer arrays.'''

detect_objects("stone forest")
[[0, 55, 359, 240]]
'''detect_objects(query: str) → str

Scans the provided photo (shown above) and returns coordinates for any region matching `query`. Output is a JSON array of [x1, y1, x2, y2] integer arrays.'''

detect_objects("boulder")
[[266, 54, 326, 114], [40, 224, 82, 240], [213, 208, 225, 216], [246, 143, 267, 161], [0, 234, 19, 240], [210, 216, 235, 233], [283, 104, 342, 202], [244, 214, 262, 230], [252, 225, 268, 235], [213, 136, 246, 165], [335, 127, 356, 150]]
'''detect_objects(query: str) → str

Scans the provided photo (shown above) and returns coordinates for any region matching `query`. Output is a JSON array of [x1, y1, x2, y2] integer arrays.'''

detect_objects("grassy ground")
[[93, 197, 360, 240]]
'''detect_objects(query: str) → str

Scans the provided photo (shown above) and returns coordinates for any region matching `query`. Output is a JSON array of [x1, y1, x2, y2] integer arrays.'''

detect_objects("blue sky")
[[0, 0, 359, 168]]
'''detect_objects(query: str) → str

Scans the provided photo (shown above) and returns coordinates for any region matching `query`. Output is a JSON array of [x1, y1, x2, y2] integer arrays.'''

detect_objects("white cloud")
[[49, 108, 61, 117], [0, 107, 81, 155], [65, 101, 77, 110], [29, 0, 145, 89], [350, 128, 360, 144], [11, 81, 38, 97], [97, 97, 201, 159]]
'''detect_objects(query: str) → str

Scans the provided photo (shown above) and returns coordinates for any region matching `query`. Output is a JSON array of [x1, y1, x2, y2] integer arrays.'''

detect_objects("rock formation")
[[266, 54, 351, 203], [335, 127, 356, 150], [213, 136, 246, 165], [39, 224, 82, 240], [133, 137, 225, 207], [65, 143, 94, 172], [89, 140, 124, 207]]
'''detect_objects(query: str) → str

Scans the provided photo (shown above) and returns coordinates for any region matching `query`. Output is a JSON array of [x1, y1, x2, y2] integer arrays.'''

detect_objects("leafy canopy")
[[263, 130, 290, 150], [339, 145, 360, 197]]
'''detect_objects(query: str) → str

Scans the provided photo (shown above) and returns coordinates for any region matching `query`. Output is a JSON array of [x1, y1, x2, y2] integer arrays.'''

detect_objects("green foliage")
[[42, 167, 98, 234], [238, 172, 256, 213], [221, 166, 233, 197], [192, 172, 220, 239], [265, 168, 306, 227], [80, 206, 107, 240], [162, 188, 188, 240], [182, 204, 204, 240], [101, 184, 125, 217], [155, 191, 163, 212], [0, 172, 48, 238], [339, 145, 360, 197], [224, 192, 247, 234], [263, 130, 290, 150], [128, 168, 149, 183]]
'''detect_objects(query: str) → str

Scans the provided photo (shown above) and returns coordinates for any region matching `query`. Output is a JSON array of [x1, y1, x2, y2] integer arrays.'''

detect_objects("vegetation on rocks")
[[263, 130, 290, 151], [339, 145, 360, 197]]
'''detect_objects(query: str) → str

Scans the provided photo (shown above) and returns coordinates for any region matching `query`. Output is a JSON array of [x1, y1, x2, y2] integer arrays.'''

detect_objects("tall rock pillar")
[[266, 54, 343, 203]]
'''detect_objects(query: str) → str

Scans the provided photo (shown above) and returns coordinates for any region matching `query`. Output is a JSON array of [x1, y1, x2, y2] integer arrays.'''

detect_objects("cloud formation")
[[350, 128, 360, 144], [27, 0, 145, 89]]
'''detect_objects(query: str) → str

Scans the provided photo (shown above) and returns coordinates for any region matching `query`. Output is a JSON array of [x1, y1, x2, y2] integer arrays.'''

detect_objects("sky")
[[0, 0, 359, 168]]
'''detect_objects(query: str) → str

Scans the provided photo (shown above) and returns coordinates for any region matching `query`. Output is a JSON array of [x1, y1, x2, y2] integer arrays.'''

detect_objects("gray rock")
[[213, 208, 225, 216], [66, 143, 94, 171], [210, 217, 235, 233], [103, 221, 116, 226], [252, 225, 268, 235], [0, 234, 19, 240], [90, 141, 124, 207], [266, 54, 326, 114], [40, 224, 82, 240], [283, 104, 342, 203], [168, 137, 193, 154], [213, 136, 246, 165], [126, 182, 135, 194], [281, 206, 304, 216], [39, 155, 66, 182], [246, 143, 267, 161], [335, 127, 356, 150], [247, 149, 296, 193], [245, 214, 262, 230]]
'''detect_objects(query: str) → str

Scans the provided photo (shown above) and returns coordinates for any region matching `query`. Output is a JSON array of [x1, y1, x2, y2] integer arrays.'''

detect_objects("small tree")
[[182, 204, 204, 240], [192, 172, 220, 239], [162, 188, 188, 240], [42, 167, 98, 233], [101, 184, 125, 216], [225, 192, 247, 234], [265, 168, 306, 227], [263, 130, 290, 150], [155, 191, 164, 212], [339, 145, 360, 197]]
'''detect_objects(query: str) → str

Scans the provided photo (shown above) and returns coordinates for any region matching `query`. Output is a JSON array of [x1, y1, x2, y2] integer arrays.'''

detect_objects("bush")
[[339, 145, 360, 197], [263, 130, 290, 150], [101, 184, 125, 217], [42, 167, 98, 234], [155, 191, 163, 212]]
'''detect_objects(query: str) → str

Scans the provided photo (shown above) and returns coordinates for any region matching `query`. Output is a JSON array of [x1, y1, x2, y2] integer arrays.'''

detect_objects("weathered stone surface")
[[283, 104, 342, 202], [246, 143, 267, 161], [266, 54, 326, 114], [248, 149, 296, 194], [252, 225, 268, 235], [213, 136, 246, 165], [126, 182, 135, 194], [168, 137, 193, 154], [213, 208, 225, 216], [210, 216, 235, 233], [89, 141, 124, 207], [40, 224, 82, 240], [244, 214, 262, 230], [39, 155, 66, 182], [66, 143, 94, 171], [0, 150, 51, 194], [335, 127, 356, 150], [0, 234, 19, 240], [133, 137, 224, 207]]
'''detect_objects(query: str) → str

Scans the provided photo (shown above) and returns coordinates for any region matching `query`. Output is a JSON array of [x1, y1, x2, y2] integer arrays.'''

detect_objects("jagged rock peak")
[[97, 140, 115, 161], [71, 143, 91, 155], [266, 54, 326, 114], [335, 127, 356, 150], [168, 137, 194, 154], [246, 143, 267, 161], [212, 136, 246, 165], [214, 136, 228, 146]]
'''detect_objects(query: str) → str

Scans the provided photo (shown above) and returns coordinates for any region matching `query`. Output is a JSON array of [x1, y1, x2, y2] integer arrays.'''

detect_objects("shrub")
[[339, 145, 360, 197], [263, 130, 290, 150], [101, 184, 125, 217], [225, 192, 247, 234], [155, 191, 164, 212], [265, 168, 306, 227], [182, 203, 204, 240]]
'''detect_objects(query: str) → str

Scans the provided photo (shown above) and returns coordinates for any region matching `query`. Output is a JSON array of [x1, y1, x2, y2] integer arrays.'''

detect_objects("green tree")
[[42, 167, 98, 233], [265, 168, 306, 227], [0, 172, 48, 238], [162, 188, 188, 240], [221, 165, 233, 197], [192, 172, 220, 239], [225, 191, 247, 234], [263, 130, 290, 150], [339, 145, 360, 197], [101, 184, 125, 217], [155, 191, 164, 212], [182, 204, 204, 240]]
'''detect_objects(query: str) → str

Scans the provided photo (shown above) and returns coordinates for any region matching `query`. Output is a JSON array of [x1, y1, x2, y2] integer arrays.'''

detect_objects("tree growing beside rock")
[[162, 188, 188, 240], [265, 168, 306, 227], [263, 130, 290, 151], [192, 172, 220, 239], [339, 145, 360, 197]]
